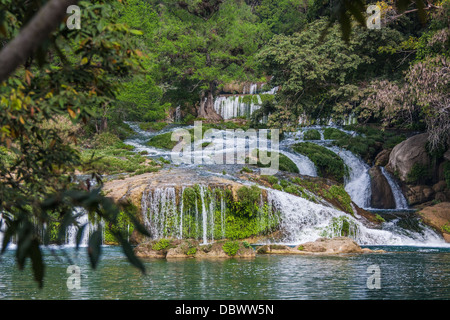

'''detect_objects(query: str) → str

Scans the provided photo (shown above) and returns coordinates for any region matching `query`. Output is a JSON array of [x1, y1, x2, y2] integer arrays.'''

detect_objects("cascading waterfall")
[[279, 150, 317, 177], [141, 185, 230, 244], [65, 208, 92, 247], [380, 167, 409, 210], [214, 95, 262, 120], [326, 146, 372, 209], [267, 188, 445, 246]]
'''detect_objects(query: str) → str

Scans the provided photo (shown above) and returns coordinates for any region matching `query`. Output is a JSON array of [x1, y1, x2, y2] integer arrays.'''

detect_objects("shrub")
[[222, 241, 240, 256], [152, 239, 172, 251], [407, 163, 431, 184]]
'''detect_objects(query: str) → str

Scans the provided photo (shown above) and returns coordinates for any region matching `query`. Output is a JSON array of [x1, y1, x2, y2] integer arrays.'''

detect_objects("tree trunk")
[[198, 82, 222, 121]]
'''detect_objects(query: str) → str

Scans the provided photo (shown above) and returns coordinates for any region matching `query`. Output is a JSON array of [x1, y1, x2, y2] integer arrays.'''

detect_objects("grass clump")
[[323, 128, 349, 140]]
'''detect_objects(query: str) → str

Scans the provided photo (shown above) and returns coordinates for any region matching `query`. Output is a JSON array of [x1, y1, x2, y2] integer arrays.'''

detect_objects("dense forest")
[[0, 0, 449, 287]]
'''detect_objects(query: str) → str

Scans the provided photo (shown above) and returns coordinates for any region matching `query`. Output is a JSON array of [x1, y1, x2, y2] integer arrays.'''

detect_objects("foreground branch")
[[0, 0, 79, 82]]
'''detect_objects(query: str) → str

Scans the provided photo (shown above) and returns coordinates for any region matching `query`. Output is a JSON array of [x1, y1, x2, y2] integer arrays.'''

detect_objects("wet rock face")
[[418, 202, 450, 242], [369, 166, 396, 209], [387, 133, 431, 183]]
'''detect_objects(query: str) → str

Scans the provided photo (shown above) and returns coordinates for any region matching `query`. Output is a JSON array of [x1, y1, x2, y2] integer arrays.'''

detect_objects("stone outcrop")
[[134, 240, 256, 259], [418, 202, 450, 242], [387, 133, 431, 182], [374, 149, 391, 167], [256, 237, 384, 255], [369, 166, 396, 209]]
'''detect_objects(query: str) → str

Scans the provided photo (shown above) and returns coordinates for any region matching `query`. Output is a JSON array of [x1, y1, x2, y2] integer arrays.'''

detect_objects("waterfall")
[[214, 95, 262, 120], [175, 106, 181, 123], [279, 150, 318, 177], [141, 185, 230, 242], [380, 167, 409, 210], [65, 208, 91, 247], [327, 146, 372, 209], [267, 188, 446, 246]]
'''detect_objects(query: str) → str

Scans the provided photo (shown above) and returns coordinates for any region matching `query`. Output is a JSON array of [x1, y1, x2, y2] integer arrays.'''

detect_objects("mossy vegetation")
[[222, 241, 240, 256], [292, 142, 348, 183], [323, 128, 349, 140], [145, 185, 281, 241], [139, 122, 168, 132], [250, 149, 299, 174], [303, 129, 321, 140], [407, 163, 431, 184], [80, 133, 160, 175]]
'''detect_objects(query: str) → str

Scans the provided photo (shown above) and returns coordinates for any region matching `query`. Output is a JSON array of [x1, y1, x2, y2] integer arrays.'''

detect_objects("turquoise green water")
[[0, 246, 449, 300]]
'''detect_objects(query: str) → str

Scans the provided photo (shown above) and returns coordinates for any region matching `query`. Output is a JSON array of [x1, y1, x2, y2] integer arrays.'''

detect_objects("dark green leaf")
[[88, 228, 103, 269], [29, 238, 45, 289], [114, 232, 146, 274]]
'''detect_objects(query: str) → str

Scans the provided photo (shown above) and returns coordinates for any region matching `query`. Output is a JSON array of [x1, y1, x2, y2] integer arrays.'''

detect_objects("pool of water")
[[0, 246, 449, 300]]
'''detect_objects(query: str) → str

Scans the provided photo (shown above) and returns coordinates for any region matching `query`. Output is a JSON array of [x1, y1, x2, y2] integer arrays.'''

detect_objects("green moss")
[[442, 224, 450, 233], [292, 142, 348, 183], [303, 129, 321, 140], [297, 245, 304, 251], [252, 149, 299, 174], [139, 122, 168, 132], [375, 214, 385, 223], [323, 185, 354, 215], [146, 132, 178, 150], [323, 128, 349, 140]]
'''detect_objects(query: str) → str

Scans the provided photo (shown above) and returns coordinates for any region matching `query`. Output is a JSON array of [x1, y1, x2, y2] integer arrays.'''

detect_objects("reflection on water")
[[0, 246, 449, 300]]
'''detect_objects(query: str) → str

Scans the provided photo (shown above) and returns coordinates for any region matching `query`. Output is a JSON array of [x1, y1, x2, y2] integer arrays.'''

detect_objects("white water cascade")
[[214, 95, 263, 120], [141, 185, 228, 244], [326, 146, 372, 209], [380, 167, 409, 210], [267, 188, 446, 247]]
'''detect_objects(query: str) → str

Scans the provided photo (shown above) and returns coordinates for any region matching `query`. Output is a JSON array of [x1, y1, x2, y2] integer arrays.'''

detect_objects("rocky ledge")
[[134, 237, 384, 259], [417, 202, 450, 242], [134, 239, 256, 259], [256, 237, 385, 255]]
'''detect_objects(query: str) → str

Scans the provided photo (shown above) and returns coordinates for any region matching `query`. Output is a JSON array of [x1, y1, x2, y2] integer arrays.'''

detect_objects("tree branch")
[[0, 0, 79, 82]]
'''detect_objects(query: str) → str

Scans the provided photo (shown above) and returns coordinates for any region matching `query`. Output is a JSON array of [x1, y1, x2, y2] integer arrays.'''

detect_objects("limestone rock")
[[387, 133, 430, 182], [369, 166, 396, 209], [418, 202, 450, 242], [433, 181, 447, 193], [375, 149, 391, 167], [297, 237, 364, 254]]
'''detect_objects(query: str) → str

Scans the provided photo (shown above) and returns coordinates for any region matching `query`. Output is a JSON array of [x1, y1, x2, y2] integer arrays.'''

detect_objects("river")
[[0, 246, 448, 300]]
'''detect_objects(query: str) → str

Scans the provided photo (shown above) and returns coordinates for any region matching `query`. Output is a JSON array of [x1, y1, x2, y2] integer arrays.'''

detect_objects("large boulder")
[[369, 166, 396, 209], [387, 133, 431, 182], [418, 202, 450, 242], [296, 237, 363, 254]]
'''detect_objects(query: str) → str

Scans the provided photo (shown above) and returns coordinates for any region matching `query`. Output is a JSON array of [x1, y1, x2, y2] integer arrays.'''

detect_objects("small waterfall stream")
[[380, 167, 409, 210]]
